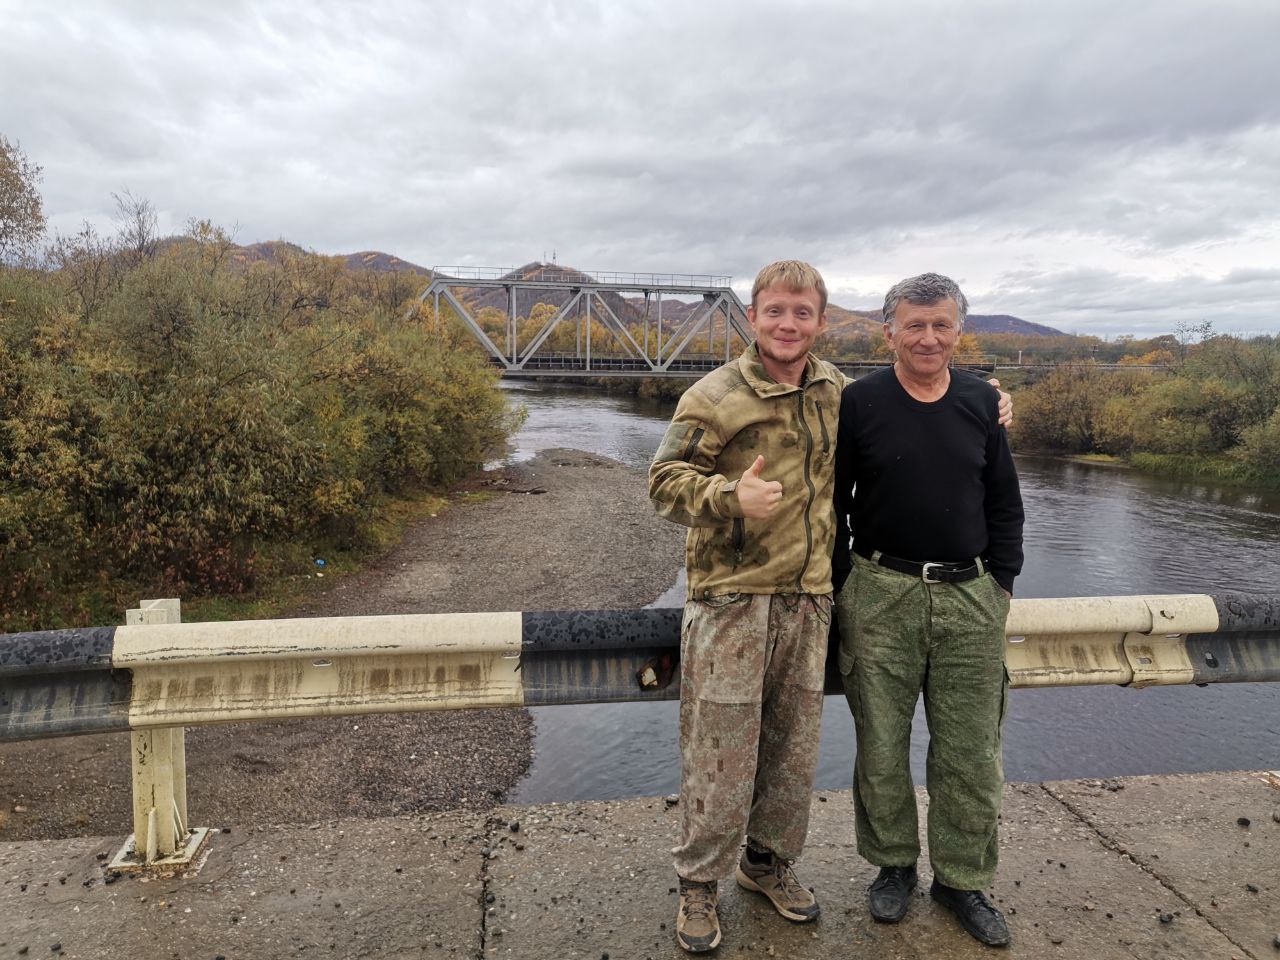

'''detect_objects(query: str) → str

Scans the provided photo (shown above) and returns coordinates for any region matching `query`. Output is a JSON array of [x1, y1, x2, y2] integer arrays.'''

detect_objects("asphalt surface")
[[2, 770, 1276, 959]]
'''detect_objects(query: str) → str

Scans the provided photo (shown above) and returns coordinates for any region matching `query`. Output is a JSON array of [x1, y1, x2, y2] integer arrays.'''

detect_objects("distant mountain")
[[824, 304, 883, 337], [189, 239, 435, 276], [226, 240, 309, 267], [192, 247, 1067, 337], [963, 313, 1064, 336], [825, 307, 1064, 338], [339, 250, 433, 275], [455, 261, 665, 330]]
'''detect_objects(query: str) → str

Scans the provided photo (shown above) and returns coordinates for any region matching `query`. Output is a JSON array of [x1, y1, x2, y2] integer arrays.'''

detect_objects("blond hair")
[[751, 260, 828, 314]]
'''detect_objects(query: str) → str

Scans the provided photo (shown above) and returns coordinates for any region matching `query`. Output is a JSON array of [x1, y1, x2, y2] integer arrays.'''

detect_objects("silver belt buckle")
[[921, 562, 943, 584]]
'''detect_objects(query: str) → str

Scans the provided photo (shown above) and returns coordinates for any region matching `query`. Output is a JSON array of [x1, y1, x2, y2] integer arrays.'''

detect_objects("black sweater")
[[832, 367, 1025, 593]]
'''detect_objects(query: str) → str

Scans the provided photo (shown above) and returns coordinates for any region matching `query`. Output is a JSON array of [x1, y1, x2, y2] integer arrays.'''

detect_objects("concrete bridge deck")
[[2, 770, 1276, 960]]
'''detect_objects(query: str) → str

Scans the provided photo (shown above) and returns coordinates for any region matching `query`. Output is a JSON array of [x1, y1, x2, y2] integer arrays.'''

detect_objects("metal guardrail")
[[3, 594, 1278, 743], [1, 592, 1277, 867]]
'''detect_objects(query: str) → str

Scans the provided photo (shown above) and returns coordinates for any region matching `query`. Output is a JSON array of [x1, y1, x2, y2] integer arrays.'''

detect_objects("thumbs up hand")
[[736, 455, 783, 519]]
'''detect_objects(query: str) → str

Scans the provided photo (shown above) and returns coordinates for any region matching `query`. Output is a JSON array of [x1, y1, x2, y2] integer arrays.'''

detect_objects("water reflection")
[[507, 383, 1280, 803]]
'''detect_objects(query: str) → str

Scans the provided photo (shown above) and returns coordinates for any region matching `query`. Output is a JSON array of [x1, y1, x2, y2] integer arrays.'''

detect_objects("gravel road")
[[0, 449, 686, 841]]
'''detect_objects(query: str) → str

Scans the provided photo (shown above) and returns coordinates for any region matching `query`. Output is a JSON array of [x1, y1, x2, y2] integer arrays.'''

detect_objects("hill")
[[197, 249, 1066, 338], [157, 239, 435, 277], [964, 313, 1063, 336], [822, 306, 1062, 338], [456, 262, 647, 325], [340, 250, 432, 275]]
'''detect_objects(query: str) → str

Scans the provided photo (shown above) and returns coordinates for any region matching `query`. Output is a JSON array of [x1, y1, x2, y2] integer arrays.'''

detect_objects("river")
[[499, 381, 1280, 803]]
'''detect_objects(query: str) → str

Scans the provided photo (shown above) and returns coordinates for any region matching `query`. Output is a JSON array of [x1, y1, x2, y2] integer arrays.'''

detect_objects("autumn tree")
[[956, 331, 983, 357], [0, 135, 45, 264]]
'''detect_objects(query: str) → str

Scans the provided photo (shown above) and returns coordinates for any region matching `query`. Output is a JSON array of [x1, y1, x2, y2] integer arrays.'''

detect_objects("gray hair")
[[882, 273, 969, 330]]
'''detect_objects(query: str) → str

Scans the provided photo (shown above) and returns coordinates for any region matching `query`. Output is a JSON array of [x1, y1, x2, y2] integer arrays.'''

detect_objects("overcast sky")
[[3, 1, 1279, 336]]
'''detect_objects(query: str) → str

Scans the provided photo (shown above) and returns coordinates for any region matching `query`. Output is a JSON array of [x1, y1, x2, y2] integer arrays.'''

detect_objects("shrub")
[[1011, 366, 1149, 453], [1237, 408, 1280, 474], [0, 224, 515, 629]]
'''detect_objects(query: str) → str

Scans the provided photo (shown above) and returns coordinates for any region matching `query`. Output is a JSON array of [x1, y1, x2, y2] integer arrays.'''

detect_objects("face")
[[747, 285, 827, 370], [884, 298, 960, 379]]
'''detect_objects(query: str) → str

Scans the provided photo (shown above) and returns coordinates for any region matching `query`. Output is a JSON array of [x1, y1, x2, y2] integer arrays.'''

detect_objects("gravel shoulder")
[[0, 449, 686, 841]]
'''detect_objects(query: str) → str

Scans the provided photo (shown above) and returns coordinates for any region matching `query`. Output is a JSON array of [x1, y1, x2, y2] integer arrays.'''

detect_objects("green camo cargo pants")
[[836, 555, 1010, 890], [673, 592, 831, 882]]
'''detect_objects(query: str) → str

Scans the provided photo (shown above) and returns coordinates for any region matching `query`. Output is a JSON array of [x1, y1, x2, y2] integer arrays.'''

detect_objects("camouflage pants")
[[836, 556, 1010, 890], [672, 592, 832, 882]]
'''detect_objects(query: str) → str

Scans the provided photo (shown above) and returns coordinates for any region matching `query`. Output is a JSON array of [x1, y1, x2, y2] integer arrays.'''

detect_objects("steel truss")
[[414, 269, 753, 377]]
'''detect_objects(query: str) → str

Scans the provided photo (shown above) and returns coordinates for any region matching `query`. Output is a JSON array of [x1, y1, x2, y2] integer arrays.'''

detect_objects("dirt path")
[[0, 449, 686, 841]]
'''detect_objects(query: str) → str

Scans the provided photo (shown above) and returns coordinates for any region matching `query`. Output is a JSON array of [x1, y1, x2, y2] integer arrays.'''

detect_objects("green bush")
[[1126, 376, 1247, 455], [0, 227, 515, 629], [1010, 366, 1149, 453], [1010, 330, 1280, 488], [1238, 408, 1280, 473]]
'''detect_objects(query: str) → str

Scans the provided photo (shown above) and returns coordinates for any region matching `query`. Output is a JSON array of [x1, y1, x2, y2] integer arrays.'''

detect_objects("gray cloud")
[[2, 0, 1278, 334], [984, 265, 1280, 336]]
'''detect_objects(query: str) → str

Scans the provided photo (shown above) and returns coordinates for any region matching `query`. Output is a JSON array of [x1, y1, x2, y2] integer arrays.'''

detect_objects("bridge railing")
[[433, 266, 733, 288], [2, 593, 1277, 868]]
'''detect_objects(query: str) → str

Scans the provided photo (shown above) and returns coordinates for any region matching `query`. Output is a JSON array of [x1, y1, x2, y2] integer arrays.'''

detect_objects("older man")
[[832, 273, 1024, 947]]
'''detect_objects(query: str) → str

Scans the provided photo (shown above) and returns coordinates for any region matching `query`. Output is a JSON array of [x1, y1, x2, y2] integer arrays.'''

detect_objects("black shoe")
[[867, 864, 917, 923], [930, 879, 1011, 947]]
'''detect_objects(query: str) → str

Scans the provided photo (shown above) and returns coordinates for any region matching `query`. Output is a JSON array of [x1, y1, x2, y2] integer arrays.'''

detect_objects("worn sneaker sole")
[[675, 926, 722, 953], [734, 866, 821, 923]]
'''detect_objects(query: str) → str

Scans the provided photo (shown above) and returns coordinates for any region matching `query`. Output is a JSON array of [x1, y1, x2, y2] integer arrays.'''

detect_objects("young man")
[[649, 260, 839, 952]]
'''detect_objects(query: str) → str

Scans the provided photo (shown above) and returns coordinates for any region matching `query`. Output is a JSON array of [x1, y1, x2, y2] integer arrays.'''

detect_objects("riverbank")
[[0, 449, 686, 842], [3, 770, 1276, 959], [1017, 449, 1280, 490]]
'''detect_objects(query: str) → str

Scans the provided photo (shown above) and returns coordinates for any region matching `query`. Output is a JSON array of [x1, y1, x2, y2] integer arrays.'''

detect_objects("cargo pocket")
[[685, 593, 763, 703], [837, 637, 856, 679]]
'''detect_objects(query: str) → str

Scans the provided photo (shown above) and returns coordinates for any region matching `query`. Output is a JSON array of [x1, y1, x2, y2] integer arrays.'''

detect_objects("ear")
[[817, 310, 828, 334], [747, 304, 758, 332], [882, 321, 894, 347]]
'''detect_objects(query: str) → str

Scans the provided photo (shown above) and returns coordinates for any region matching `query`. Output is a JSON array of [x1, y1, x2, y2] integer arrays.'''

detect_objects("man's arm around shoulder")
[[982, 388, 1024, 596]]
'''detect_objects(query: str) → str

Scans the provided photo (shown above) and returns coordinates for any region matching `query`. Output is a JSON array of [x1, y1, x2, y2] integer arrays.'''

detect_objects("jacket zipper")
[[816, 401, 830, 454], [796, 391, 817, 590], [732, 517, 745, 568]]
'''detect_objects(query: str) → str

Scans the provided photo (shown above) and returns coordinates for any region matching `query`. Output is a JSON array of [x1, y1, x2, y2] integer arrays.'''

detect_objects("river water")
[[500, 381, 1280, 803]]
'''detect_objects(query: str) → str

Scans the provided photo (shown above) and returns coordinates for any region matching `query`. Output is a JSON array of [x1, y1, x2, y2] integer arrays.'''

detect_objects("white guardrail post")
[[109, 599, 211, 872]]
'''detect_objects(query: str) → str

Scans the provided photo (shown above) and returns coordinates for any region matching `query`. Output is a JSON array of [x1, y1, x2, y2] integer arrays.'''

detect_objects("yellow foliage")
[[0, 226, 514, 629]]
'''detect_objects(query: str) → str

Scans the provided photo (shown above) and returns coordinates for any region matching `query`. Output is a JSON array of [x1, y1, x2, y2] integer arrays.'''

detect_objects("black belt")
[[854, 543, 985, 584]]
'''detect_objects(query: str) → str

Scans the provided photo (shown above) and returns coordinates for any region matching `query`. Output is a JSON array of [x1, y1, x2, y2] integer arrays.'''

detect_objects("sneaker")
[[676, 877, 721, 953], [930, 878, 1011, 947], [868, 864, 918, 923], [735, 849, 820, 922]]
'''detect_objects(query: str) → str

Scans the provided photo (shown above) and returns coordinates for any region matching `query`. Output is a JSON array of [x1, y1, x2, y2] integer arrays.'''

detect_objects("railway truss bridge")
[[417, 266, 753, 379], [418, 266, 1154, 378]]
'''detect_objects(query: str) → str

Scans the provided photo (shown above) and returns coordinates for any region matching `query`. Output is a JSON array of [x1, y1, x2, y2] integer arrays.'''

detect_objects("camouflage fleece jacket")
[[649, 342, 843, 600]]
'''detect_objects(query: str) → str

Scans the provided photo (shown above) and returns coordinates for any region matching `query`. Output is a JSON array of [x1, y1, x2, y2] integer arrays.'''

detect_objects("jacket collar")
[[739, 341, 837, 397]]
